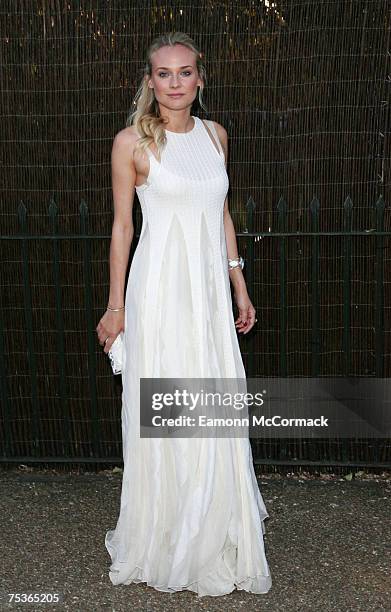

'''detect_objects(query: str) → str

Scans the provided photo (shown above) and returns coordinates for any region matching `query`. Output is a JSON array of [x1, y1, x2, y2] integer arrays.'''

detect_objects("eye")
[[157, 71, 192, 78]]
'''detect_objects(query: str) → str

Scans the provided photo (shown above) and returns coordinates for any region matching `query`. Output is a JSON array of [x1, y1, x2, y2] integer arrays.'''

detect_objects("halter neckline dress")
[[105, 115, 272, 597]]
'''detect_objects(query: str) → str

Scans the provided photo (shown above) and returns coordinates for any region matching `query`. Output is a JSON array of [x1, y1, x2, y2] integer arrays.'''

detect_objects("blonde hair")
[[127, 32, 207, 161]]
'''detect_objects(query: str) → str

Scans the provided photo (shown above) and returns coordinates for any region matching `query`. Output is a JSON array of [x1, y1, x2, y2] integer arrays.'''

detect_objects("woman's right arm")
[[96, 129, 137, 354]]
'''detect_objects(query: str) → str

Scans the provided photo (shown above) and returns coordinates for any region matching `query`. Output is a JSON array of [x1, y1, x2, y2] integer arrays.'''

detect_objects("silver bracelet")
[[228, 256, 244, 271]]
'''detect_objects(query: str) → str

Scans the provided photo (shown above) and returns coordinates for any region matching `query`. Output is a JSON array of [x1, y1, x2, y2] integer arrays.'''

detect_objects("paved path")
[[0, 467, 390, 611]]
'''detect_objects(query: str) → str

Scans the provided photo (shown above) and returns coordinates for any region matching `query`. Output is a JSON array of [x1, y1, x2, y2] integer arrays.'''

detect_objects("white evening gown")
[[105, 115, 272, 596]]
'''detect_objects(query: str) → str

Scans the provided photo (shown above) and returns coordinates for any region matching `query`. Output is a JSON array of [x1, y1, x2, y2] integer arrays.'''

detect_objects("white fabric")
[[105, 115, 272, 596]]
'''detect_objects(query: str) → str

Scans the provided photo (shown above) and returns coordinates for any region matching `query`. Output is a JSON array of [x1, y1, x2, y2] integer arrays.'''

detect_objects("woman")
[[96, 32, 272, 597]]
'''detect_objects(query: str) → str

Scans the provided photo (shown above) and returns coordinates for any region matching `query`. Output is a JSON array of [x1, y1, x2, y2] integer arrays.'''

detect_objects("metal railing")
[[0, 195, 389, 467]]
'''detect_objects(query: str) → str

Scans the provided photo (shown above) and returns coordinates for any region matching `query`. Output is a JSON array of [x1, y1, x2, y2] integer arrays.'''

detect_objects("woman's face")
[[147, 44, 202, 113]]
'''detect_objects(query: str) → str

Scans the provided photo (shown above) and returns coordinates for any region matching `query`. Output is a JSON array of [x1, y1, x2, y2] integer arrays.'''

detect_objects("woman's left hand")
[[234, 290, 257, 334]]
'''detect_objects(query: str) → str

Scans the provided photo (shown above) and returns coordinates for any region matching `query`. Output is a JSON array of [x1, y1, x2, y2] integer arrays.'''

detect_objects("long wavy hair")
[[127, 32, 207, 161]]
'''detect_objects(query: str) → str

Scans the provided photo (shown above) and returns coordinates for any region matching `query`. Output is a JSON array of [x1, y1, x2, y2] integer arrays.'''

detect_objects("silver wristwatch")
[[228, 256, 244, 270]]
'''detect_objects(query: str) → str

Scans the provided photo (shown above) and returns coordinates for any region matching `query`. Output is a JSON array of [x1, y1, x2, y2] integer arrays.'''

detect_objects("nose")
[[169, 74, 181, 87]]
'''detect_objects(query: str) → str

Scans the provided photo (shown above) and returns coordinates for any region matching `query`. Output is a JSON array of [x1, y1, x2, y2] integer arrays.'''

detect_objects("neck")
[[160, 110, 194, 133]]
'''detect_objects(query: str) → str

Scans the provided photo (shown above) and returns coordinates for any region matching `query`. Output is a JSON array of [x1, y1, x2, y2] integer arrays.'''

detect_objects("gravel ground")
[[0, 466, 390, 612]]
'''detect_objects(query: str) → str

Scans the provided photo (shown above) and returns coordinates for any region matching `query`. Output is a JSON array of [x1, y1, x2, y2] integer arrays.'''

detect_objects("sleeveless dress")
[[104, 115, 272, 596]]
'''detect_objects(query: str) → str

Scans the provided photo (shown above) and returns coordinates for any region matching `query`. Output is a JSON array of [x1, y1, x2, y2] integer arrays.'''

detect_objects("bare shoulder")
[[212, 121, 228, 144], [211, 121, 228, 162], [112, 125, 140, 154]]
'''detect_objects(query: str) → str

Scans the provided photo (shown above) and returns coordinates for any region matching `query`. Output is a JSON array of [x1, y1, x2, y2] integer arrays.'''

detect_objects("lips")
[[168, 94, 184, 97]]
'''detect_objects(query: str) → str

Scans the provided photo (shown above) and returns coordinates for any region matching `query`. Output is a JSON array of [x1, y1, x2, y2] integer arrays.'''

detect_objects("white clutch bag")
[[107, 332, 124, 375]]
